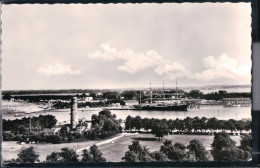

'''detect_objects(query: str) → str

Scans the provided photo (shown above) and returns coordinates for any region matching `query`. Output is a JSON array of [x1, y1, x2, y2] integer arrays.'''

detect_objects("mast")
[[140, 90, 142, 104], [29, 115, 31, 132], [150, 82, 152, 104], [163, 81, 165, 100], [176, 79, 179, 105]]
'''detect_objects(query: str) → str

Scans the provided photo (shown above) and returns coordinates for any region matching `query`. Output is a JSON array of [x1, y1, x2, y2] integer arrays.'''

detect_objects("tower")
[[70, 97, 78, 129]]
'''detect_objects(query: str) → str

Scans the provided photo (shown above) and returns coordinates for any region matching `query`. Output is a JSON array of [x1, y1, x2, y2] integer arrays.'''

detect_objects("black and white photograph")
[[1, 2, 252, 165]]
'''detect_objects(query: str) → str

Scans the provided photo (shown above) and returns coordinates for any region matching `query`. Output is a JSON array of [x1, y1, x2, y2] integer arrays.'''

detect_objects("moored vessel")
[[133, 80, 188, 111]]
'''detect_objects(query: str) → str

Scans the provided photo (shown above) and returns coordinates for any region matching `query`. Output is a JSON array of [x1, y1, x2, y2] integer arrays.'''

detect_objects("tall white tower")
[[70, 97, 78, 129]]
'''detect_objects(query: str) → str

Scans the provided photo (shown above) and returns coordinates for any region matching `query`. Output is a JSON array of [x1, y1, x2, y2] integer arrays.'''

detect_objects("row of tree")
[[4, 145, 106, 164], [125, 115, 251, 140]]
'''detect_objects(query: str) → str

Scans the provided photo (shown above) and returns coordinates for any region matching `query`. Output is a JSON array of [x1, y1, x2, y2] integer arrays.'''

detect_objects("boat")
[[133, 103, 188, 111], [14, 112, 25, 117], [224, 103, 241, 107], [133, 80, 188, 111]]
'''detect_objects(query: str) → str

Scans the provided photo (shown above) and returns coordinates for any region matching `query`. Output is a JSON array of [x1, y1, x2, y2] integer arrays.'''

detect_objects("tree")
[[132, 116, 142, 131], [150, 151, 168, 162], [17, 146, 39, 163], [207, 117, 218, 132], [2, 93, 12, 100], [160, 140, 187, 161], [239, 134, 252, 160], [244, 120, 252, 133], [240, 134, 252, 151], [227, 119, 237, 134], [39, 115, 57, 129], [59, 147, 79, 162], [45, 135, 62, 144], [221, 147, 247, 161], [175, 118, 184, 132], [236, 120, 246, 133], [184, 117, 193, 133], [151, 120, 168, 141], [192, 117, 201, 133], [187, 139, 208, 161], [81, 149, 93, 163], [142, 118, 152, 131], [89, 145, 106, 163], [211, 132, 236, 161], [122, 141, 151, 162], [90, 110, 121, 139], [167, 119, 175, 134], [59, 124, 70, 136], [188, 90, 203, 98], [46, 152, 62, 163], [125, 115, 134, 131]]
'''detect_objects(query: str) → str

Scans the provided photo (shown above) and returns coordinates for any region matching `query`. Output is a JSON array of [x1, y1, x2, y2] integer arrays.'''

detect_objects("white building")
[[84, 97, 93, 102], [124, 100, 139, 106]]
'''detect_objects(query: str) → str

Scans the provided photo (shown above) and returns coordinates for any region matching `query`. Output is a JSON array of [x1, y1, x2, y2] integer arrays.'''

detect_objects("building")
[[84, 97, 93, 102], [180, 98, 202, 105], [222, 98, 251, 105], [124, 100, 139, 106]]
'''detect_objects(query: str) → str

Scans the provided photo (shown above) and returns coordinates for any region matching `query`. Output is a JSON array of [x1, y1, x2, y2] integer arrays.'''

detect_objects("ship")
[[133, 80, 188, 111], [133, 103, 188, 111]]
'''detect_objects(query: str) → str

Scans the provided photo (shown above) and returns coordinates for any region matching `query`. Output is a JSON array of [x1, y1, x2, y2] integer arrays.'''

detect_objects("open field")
[[2, 133, 241, 162]]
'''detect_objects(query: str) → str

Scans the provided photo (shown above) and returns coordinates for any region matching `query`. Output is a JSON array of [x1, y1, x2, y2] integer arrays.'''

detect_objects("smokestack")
[[70, 97, 78, 129]]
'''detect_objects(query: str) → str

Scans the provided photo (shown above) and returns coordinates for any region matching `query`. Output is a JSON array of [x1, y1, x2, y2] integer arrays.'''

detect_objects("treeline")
[[3, 88, 251, 103], [3, 110, 122, 144], [4, 133, 252, 164], [125, 115, 251, 140], [4, 145, 106, 164], [2, 89, 100, 95], [189, 90, 251, 100], [3, 115, 57, 142], [3, 115, 57, 133]]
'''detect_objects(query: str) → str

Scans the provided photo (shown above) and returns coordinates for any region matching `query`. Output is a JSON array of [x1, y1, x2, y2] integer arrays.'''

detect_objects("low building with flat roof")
[[222, 98, 251, 105]]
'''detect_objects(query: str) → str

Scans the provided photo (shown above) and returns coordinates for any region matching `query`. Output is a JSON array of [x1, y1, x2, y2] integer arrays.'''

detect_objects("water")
[[2, 105, 251, 122]]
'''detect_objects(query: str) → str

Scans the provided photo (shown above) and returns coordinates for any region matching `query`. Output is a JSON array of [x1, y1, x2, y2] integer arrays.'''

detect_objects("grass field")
[[2, 133, 241, 162], [99, 133, 241, 162]]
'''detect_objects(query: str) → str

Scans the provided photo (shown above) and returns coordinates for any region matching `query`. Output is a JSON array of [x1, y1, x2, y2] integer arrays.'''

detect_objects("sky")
[[1, 3, 252, 90]]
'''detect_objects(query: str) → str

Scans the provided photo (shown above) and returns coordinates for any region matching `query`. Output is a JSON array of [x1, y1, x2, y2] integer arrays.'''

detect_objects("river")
[[2, 105, 251, 122]]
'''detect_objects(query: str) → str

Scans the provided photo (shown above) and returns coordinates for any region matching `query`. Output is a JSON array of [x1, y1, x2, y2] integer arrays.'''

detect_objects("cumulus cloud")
[[88, 43, 186, 75], [195, 54, 250, 80], [37, 63, 81, 76]]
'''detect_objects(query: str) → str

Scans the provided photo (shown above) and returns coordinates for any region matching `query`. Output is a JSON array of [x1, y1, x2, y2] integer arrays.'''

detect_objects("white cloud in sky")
[[37, 63, 81, 76], [88, 43, 187, 75], [89, 45, 250, 83], [194, 54, 250, 80]]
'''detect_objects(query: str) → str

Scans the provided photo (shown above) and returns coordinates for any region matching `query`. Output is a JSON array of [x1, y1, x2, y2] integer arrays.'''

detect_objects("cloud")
[[37, 63, 81, 76], [194, 54, 250, 80], [88, 43, 186, 75]]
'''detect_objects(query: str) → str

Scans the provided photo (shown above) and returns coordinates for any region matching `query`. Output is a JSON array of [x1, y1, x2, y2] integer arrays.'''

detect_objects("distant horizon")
[[1, 83, 251, 92]]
